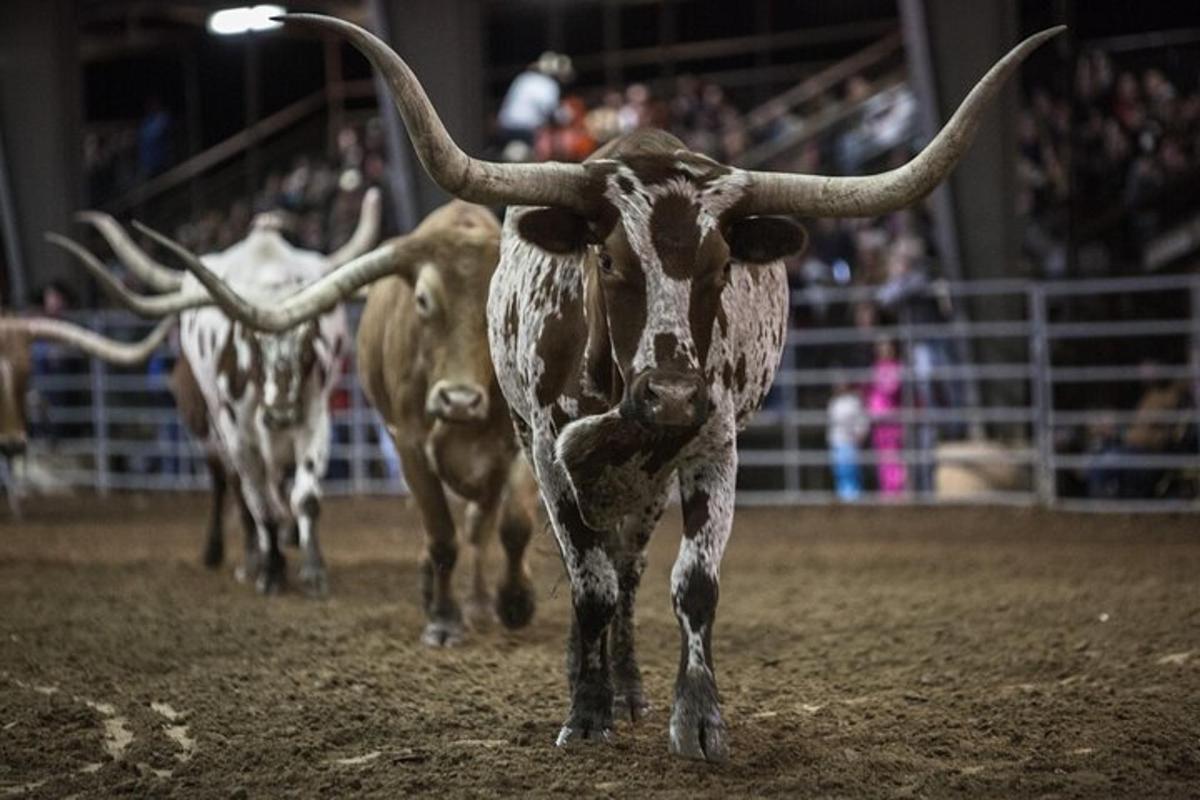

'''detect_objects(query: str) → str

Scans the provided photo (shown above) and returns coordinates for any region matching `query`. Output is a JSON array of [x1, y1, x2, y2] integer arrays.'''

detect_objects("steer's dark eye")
[[414, 289, 434, 318], [723, 261, 732, 282], [598, 252, 614, 275]]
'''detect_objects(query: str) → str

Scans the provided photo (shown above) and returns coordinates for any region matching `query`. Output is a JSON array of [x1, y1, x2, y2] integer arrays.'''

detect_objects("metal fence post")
[[1191, 281, 1200, 498], [781, 366, 801, 498], [350, 376, 367, 495], [90, 312, 110, 496], [1029, 285, 1054, 505]]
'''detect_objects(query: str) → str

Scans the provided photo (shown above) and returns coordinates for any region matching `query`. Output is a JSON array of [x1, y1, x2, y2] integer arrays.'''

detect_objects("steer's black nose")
[[628, 370, 709, 429]]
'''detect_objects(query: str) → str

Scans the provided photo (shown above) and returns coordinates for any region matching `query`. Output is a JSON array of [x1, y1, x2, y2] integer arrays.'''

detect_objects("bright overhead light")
[[207, 5, 287, 36]]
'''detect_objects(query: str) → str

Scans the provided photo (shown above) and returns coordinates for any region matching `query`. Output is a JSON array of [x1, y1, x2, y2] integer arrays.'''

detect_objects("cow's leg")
[[397, 444, 463, 646], [668, 450, 736, 762], [462, 500, 498, 629], [235, 456, 286, 595], [201, 454, 227, 569], [610, 488, 669, 722], [495, 464, 536, 629], [232, 476, 261, 583], [552, 490, 618, 746], [533, 430, 618, 746], [291, 412, 331, 597]]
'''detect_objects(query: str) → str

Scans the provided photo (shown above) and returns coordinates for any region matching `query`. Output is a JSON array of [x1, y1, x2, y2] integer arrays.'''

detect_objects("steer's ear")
[[727, 216, 808, 264], [516, 208, 592, 254]]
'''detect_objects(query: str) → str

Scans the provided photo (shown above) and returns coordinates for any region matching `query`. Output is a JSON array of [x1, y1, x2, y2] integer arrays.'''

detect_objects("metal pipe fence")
[[13, 273, 1200, 511]]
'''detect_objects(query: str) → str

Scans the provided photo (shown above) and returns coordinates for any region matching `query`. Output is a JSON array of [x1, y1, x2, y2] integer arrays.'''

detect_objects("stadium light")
[[207, 5, 287, 36]]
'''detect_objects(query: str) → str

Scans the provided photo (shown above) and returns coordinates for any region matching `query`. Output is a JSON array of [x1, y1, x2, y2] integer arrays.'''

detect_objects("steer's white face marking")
[[598, 164, 749, 376]]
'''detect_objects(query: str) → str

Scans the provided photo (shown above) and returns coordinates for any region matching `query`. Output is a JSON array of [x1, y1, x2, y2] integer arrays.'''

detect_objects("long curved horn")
[[133, 221, 416, 333], [326, 186, 383, 268], [742, 26, 1066, 217], [280, 14, 592, 212], [0, 315, 174, 365], [75, 211, 184, 292], [46, 234, 210, 317]]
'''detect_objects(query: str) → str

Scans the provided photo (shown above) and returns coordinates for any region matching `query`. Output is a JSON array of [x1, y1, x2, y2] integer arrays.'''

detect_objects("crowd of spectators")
[[171, 119, 390, 258], [495, 52, 751, 165], [1017, 47, 1200, 277]]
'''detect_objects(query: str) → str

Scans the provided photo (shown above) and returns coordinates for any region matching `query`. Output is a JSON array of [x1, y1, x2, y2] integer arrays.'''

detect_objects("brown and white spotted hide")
[[179, 226, 348, 596], [356, 201, 539, 646], [486, 130, 806, 758]]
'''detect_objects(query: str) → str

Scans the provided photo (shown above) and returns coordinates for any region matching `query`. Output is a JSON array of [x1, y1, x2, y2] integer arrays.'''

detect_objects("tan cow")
[[356, 201, 539, 645]]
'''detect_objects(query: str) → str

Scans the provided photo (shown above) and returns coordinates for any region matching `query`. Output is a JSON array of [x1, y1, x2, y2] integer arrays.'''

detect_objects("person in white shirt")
[[497, 52, 573, 148], [827, 377, 870, 501]]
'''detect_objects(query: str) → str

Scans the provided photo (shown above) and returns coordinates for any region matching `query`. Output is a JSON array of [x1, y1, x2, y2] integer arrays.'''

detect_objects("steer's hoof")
[[465, 593, 498, 631], [255, 553, 287, 596], [555, 723, 613, 747], [420, 619, 464, 648], [496, 580, 536, 630], [201, 541, 224, 570], [556, 698, 614, 747], [613, 690, 651, 723], [234, 555, 260, 585], [299, 562, 329, 599], [669, 692, 728, 763]]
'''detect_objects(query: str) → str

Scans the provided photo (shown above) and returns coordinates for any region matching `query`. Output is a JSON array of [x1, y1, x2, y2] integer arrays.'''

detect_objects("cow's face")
[[518, 154, 806, 430], [256, 321, 319, 430], [0, 331, 30, 456], [408, 251, 495, 425]]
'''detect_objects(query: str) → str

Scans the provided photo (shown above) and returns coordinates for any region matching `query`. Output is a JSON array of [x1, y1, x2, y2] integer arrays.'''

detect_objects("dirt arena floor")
[[1, 495, 1198, 799]]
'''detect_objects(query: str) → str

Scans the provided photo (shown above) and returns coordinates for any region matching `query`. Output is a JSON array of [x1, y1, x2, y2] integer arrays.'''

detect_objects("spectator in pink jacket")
[[868, 338, 906, 496]]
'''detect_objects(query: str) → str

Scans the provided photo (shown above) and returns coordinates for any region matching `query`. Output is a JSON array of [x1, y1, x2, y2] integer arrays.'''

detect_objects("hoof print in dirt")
[[496, 580, 536, 629], [421, 619, 465, 647]]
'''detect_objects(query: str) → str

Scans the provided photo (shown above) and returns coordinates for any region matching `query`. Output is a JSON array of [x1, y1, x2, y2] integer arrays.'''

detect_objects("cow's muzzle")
[[626, 369, 709, 430], [0, 435, 26, 457], [427, 381, 488, 423], [262, 406, 300, 431]]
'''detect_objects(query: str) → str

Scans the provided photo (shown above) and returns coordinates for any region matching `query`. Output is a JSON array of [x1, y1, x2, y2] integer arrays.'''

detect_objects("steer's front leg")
[[610, 488, 669, 722], [535, 436, 618, 746], [290, 410, 331, 597], [553, 492, 618, 746], [397, 443, 464, 647], [669, 445, 737, 762]]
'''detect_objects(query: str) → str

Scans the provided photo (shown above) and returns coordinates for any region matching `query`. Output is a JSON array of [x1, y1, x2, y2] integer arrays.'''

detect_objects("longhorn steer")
[[160, 200, 540, 645], [178, 14, 1064, 760], [50, 193, 381, 594]]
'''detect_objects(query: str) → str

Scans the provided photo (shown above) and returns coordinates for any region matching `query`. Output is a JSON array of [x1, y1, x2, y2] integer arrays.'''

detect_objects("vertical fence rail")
[[1192, 284, 1200, 471], [1029, 285, 1055, 505], [89, 311, 111, 497]]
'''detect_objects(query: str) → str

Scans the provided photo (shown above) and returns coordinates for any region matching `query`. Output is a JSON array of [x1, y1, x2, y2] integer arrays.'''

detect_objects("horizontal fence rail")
[[7, 273, 1200, 512]]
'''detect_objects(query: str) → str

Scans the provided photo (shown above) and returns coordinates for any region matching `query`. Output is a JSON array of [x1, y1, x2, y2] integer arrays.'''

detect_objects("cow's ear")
[[516, 208, 592, 254], [726, 216, 808, 264]]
